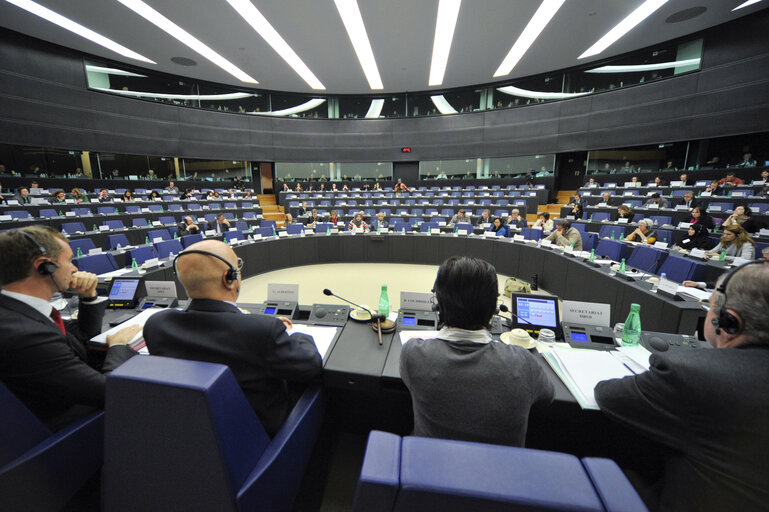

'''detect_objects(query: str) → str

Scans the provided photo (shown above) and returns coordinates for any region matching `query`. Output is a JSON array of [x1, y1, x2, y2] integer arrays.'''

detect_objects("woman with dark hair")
[[674, 224, 711, 251], [723, 205, 760, 233], [617, 205, 633, 220], [399, 256, 554, 447], [688, 206, 714, 230], [329, 210, 340, 225], [148, 191, 160, 201], [69, 187, 88, 203], [532, 212, 553, 231], [347, 211, 368, 232], [122, 190, 134, 202], [489, 217, 510, 237], [706, 224, 756, 260]]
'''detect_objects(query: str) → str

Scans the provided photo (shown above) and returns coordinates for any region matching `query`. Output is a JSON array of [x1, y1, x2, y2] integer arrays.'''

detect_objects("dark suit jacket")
[[595, 345, 769, 511], [0, 294, 135, 430], [143, 299, 323, 436], [677, 198, 701, 210]]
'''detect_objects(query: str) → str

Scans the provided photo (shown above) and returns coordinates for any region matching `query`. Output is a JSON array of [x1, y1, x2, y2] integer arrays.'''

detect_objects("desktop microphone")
[[498, 304, 532, 328], [322, 289, 384, 321]]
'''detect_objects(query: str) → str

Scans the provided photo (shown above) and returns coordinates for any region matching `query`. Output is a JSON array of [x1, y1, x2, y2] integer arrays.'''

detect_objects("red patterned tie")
[[50, 308, 66, 335]]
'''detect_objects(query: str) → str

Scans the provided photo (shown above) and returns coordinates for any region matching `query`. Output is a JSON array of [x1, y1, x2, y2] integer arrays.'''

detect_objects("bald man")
[[142, 240, 322, 436]]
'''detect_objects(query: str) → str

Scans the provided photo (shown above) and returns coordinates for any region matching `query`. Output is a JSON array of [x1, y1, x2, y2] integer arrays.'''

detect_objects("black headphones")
[[16, 230, 59, 276], [711, 260, 765, 335], [172, 250, 240, 285]]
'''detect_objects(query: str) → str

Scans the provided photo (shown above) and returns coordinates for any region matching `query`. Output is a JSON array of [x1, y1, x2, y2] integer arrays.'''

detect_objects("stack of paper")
[[287, 325, 340, 361]]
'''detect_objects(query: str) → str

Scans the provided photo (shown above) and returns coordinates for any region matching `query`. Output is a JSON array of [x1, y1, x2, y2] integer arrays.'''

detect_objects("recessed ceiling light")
[[493, 0, 565, 77], [115, 0, 257, 83], [225, 0, 325, 90], [3, 0, 154, 63], [428, 0, 462, 87], [333, 0, 383, 90], [733, 0, 762, 10], [579, 0, 669, 60]]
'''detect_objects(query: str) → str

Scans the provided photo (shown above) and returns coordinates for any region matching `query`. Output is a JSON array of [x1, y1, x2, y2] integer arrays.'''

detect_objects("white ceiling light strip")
[[255, 98, 326, 116], [497, 85, 590, 100], [225, 0, 324, 90], [92, 87, 253, 101], [365, 99, 385, 118], [85, 64, 147, 77], [586, 58, 700, 73], [428, 0, 462, 87], [493, 0, 565, 77], [3, 0, 154, 63], [430, 95, 458, 114], [115, 0, 258, 83], [333, 0, 383, 90], [579, 0, 669, 60], [733, 0, 762, 10]]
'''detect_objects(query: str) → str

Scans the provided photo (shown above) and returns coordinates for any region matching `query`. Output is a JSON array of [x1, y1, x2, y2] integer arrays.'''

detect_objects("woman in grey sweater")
[[706, 224, 756, 260]]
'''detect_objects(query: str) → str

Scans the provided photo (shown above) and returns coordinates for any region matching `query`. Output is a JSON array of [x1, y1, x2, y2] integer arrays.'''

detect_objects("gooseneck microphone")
[[322, 289, 384, 321], [498, 304, 532, 328], [323, 288, 389, 345]]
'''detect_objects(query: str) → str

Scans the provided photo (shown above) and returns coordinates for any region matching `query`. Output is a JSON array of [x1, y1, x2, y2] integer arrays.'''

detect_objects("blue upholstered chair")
[[180, 233, 204, 248], [6, 210, 33, 219], [581, 232, 599, 252], [104, 219, 126, 230], [61, 221, 87, 234], [590, 212, 612, 222], [69, 237, 96, 256], [286, 224, 305, 235], [147, 229, 172, 242], [595, 239, 629, 262], [0, 383, 104, 512], [158, 215, 176, 226], [626, 245, 668, 274], [107, 233, 130, 250], [39, 208, 59, 218], [131, 217, 148, 228], [598, 225, 626, 240], [223, 230, 245, 244], [391, 221, 412, 233], [656, 254, 706, 282], [74, 253, 119, 274], [103, 356, 324, 512], [125, 246, 158, 266], [650, 215, 672, 226], [521, 227, 543, 241], [352, 431, 647, 512], [153, 239, 183, 259]]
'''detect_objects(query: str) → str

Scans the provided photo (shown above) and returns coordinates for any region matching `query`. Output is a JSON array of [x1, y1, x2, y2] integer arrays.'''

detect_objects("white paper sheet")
[[287, 324, 339, 360], [547, 347, 634, 409], [399, 330, 440, 345]]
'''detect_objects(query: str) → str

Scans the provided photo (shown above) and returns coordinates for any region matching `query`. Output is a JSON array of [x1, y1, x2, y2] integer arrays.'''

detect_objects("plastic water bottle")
[[619, 233, 625, 241], [377, 223, 381, 234], [378, 285, 390, 318], [272, 225, 276, 237], [76, 247, 83, 258], [652, 272, 666, 292], [618, 258, 626, 273], [621, 303, 642, 346], [145, 235, 150, 245], [131, 258, 139, 272], [719, 249, 726, 262], [589, 248, 595, 262], [173, 232, 178, 239], [116, 243, 122, 251], [92, 224, 98, 232], [326, 226, 331, 236], [611, 232, 615, 240]]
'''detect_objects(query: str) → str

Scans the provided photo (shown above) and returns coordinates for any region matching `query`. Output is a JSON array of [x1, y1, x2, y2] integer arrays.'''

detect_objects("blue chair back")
[[650, 215, 672, 226], [126, 246, 158, 265], [104, 220, 126, 230], [287, 224, 305, 235], [223, 231, 245, 244], [255, 226, 275, 238], [158, 216, 176, 225], [591, 212, 611, 222], [595, 239, 629, 261], [148, 204, 163, 212], [571, 223, 587, 233], [655, 229, 674, 245], [521, 227, 543, 241], [180, 233, 204, 248], [6, 210, 32, 219], [154, 239, 183, 259], [626, 246, 669, 274], [61, 222, 87, 234], [707, 202, 734, 213], [261, 220, 277, 230], [131, 218, 148, 227], [125, 205, 141, 213], [107, 234, 130, 250], [147, 229, 172, 242], [419, 221, 440, 232], [39, 208, 58, 218], [187, 203, 202, 211], [581, 232, 599, 252], [656, 254, 706, 282], [168, 204, 183, 211], [315, 222, 333, 233], [69, 238, 96, 255], [74, 253, 119, 274], [392, 221, 412, 233], [598, 225, 626, 240]]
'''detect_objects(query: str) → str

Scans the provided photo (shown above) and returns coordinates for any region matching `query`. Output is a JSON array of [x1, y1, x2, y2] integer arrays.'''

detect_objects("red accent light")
[[401, 147, 411, 153]]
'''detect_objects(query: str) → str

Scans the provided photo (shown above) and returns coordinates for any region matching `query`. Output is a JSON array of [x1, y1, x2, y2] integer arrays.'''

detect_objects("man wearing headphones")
[[142, 240, 322, 437], [399, 256, 553, 447], [595, 262, 769, 511], [0, 226, 138, 430]]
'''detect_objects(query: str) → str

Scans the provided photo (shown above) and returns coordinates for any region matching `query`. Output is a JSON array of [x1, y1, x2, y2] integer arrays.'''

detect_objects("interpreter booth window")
[[409, 89, 482, 116], [487, 155, 556, 179], [85, 60, 199, 107], [275, 162, 333, 182], [338, 95, 406, 119], [181, 159, 250, 181], [491, 74, 566, 109], [95, 153, 175, 180], [586, 143, 692, 176], [420, 159, 479, 180], [268, 93, 328, 118], [684, 131, 769, 170], [337, 162, 393, 181], [565, 39, 702, 95], [0, 144, 93, 178], [196, 83, 271, 114]]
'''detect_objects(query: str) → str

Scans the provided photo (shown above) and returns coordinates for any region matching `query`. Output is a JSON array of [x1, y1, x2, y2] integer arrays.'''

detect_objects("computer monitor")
[[108, 278, 141, 308], [510, 293, 561, 338]]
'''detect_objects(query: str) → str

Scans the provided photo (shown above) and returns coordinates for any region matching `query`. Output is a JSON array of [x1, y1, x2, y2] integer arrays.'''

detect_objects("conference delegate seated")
[[543, 219, 582, 250], [69, 188, 88, 203], [14, 186, 32, 204], [304, 209, 321, 227], [506, 208, 526, 228], [122, 190, 134, 202], [676, 191, 700, 210], [718, 171, 744, 186], [532, 212, 553, 231], [448, 209, 468, 226], [51, 189, 67, 204], [703, 180, 722, 196], [0, 226, 138, 431], [568, 201, 584, 220], [488, 217, 509, 237], [644, 193, 669, 208], [178, 216, 200, 236], [688, 206, 715, 230], [706, 225, 756, 260], [723, 206, 760, 234], [625, 219, 657, 245], [474, 209, 491, 226], [673, 224, 711, 251], [348, 212, 369, 232], [369, 212, 388, 231], [96, 189, 112, 202], [595, 264, 769, 511], [143, 240, 322, 437], [400, 256, 554, 447], [616, 204, 634, 221], [284, 213, 296, 226], [329, 210, 340, 225], [652, 176, 667, 187]]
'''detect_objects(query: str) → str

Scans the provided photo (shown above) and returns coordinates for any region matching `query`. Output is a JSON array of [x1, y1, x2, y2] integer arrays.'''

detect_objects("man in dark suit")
[[595, 263, 769, 511], [143, 240, 322, 436], [0, 226, 137, 430], [14, 186, 32, 204], [676, 190, 700, 210]]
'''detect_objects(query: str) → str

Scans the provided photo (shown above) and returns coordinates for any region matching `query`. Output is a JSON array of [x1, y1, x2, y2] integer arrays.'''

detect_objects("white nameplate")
[[709, 206, 722, 212], [607, 184, 616, 188], [277, 230, 288, 237], [0, 214, 11, 221], [690, 248, 707, 258], [653, 241, 668, 249], [400, 291, 434, 312], [88, 248, 103, 255], [144, 257, 159, 267], [99, 225, 110, 231], [562, 300, 611, 327], [204, 230, 216, 237], [646, 203, 659, 210], [483, 231, 497, 238], [597, 202, 608, 207], [701, 191, 712, 197], [152, 237, 163, 243], [267, 283, 299, 302], [617, 218, 629, 224], [657, 277, 678, 296], [65, 211, 76, 217], [677, 222, 692, 229], [623, 191, 635, 196], [513, 234, 525, 241]]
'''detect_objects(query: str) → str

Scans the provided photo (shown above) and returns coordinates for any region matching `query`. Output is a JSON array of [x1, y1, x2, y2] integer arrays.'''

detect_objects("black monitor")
[[510, 293, 561, 337], [108, 278, 141, 308]]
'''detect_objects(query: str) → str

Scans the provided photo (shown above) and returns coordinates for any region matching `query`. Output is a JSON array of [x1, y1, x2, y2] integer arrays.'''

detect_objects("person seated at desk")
[[616, 204, 634, 221], [678, 173, 691, 186], [372, 182, 382, 191], [283, 213, 295, 226], [69, 188, 88, 203], [677, 191, 699, 210], [178, 216, 200, 236], [448, 209, 468, 227], [143, 241, 322, 437], [723, 206, 760, 234], [595, 263, 769, 512], [329, 210, 340, 225], [626, 219, 657, 245], [543, 219, 582, 250], [370, 212, 388, 231], [506, 208, 526, 228], [14, 186, 32, 204], [584, 177, 599, 188], [164, 181, 179, 194], [489, 217, 509, 237], [532, 212, 553, 231], [330, 183, 337, 192], [600, 191, 619, 207], [281, 183, 290, 192], [0, 226, 137, 431], [96, 189, 112, 202], [674, 224, 711, 251], [393, 179, 412, 194], [147, 191, 161, 201], [213, 213, 231, 234], [400, 256, 553, 447], [294, 183, 303, 192], [348, 211, 369, 232], [122, 190, 134, 202], [644, 193, 669, 209], [51, 189, 66, 204], [706, 225, 756, 260], [652, 176, 666, 187], [688, 206, 715, 231], [304, 209, 321, 227], [719, 171, 745, 187], [297, 201, 309, 217], [703, 180, 722, 196], [736, 152, 756, 168], [475, 209, 491, 226], [180, 190, 192, 200]]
